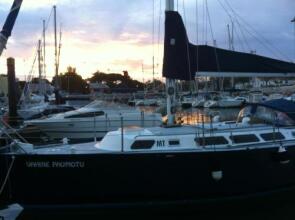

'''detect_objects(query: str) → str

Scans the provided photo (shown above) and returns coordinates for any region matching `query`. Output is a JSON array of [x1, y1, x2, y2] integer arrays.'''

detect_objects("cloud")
[[0, 0, 294, 81]]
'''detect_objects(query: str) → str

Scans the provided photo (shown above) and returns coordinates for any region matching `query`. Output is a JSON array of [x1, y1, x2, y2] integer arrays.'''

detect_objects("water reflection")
[[140, 105, 242, 125], [179, 108, 241, 124]]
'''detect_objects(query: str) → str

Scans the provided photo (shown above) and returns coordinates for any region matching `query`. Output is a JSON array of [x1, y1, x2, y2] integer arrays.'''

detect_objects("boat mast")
[[37, 39, 43, 95], [53, 5, 60, 104], [43, 19, 46, 81], [166, 0, 176, 126], [57, 25, 62, 75], [54, 6, 58, 79], [0, 0, 23, 56]]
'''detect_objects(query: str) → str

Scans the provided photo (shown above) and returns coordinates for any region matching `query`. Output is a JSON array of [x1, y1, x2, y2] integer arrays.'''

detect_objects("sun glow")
[[0, 31, 164, 82]]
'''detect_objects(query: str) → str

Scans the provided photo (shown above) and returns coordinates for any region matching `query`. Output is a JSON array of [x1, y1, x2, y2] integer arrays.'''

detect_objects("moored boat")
[[1, 0, 295, 212], [24, 100, 163, 141]]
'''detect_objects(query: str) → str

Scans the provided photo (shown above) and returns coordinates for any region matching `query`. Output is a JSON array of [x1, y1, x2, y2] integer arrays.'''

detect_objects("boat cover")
[[162, 11, 295, 80]]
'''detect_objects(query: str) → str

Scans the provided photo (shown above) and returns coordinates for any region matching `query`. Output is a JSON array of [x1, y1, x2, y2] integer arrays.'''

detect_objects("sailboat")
[[1, 0, 295, 211]]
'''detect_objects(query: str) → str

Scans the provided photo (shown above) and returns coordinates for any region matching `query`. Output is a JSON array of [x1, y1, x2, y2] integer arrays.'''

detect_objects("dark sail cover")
[[162, 11, 295, 80], [1, 0, 23, 38]]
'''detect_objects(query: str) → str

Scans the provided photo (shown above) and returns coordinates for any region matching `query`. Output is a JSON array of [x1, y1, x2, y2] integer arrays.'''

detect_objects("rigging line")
[[232, 21, 246, 52], [157, 0, 162, 76], [182, 0, 187, 27], [44, 7, 54, 33], [223, 0, 281, 59], [195, 0, 199, 45], [182, 0, 192, 83], [195, 0, 199, 75], [18, 44, 38, 106], [205, 0, 208, 45], [217, 0, 252, 52], [152, 0, 155, 82], [202, 0, 205, 44], [0, 156, 15, 197], [29, 43, 39, 77], [205, 0, 221, 73], [223, 0, 279, 57], [152, 0, 155, 56], [235, 19, 252, 52], [236, 19, 284, 60], [224, 0, 292, 62]]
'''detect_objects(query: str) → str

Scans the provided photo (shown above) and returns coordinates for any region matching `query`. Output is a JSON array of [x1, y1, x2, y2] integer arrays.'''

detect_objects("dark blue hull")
[[1, 146, 295, 210]]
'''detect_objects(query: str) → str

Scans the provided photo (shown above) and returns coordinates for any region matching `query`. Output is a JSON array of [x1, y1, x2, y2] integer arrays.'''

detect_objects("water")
[[140, 106, 241, 124], [178, 107, 241, 124]]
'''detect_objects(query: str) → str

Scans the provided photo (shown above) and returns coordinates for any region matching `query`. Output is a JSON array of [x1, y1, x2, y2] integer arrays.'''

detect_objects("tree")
[[52, 66, 89, 94], [89, 71, 144, 90]]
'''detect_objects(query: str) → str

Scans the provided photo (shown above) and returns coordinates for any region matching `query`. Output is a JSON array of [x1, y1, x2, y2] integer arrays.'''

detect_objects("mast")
[[152, 0, 155, 91], [43, 19, 46, 80], [53, 5, 60, 104], [165, 0, 176, 126], [57, 25, 62, 75], [0, 0, 23, 56], [53, 5, 59, 89], [231, 20, 234, 51], [37, 39, 42, 95]]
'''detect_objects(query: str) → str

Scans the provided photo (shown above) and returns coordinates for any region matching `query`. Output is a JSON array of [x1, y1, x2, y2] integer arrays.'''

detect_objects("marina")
[[0, 0, 295, 218]]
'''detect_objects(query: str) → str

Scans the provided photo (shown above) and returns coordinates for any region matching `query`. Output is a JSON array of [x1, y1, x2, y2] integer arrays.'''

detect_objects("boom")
[[0, 0, 23, 56]]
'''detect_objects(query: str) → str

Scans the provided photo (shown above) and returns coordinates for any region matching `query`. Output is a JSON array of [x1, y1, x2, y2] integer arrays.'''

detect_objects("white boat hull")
[[26, 114, 162, 140], [218, 99, 244, 108]]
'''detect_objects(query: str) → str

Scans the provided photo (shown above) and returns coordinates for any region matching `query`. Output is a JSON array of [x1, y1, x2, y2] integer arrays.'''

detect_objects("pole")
[[53, 5, 60, 104], [7, 58, 18, 125], [166, 0, 175, 126], [54, 5, 58, 80], [43, 19, 46, 79], [152, 0, 155, 91], [292, 17, 295, 62], [37, 39, 42, 95], [231, 20, 234, 51]]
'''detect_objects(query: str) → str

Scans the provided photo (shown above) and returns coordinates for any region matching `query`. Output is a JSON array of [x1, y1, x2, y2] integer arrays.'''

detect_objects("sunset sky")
[[0, 0, 294, 82]]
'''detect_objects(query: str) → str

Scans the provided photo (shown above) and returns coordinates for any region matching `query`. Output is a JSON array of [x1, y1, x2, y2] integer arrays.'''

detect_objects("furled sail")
[[0, 0, 23, 56], [162, 11, 295, 80]]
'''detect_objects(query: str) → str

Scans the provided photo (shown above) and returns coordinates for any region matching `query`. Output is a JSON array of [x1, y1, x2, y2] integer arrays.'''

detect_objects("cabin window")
[[65, 111, 104, 119], [230, 134, 260, 144], [260, 132, 285, 141], [195, 136, 228, 146], [169, 140, 180, 146], [131, 140, 155, 149]]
